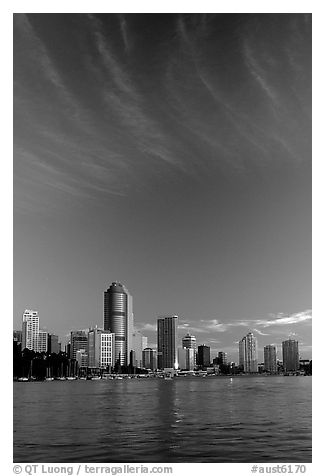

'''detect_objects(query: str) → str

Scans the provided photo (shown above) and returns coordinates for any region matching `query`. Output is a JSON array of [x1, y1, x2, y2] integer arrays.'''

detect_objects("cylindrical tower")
[[182, 333, 196, 351], [104, 282, 128, 366]]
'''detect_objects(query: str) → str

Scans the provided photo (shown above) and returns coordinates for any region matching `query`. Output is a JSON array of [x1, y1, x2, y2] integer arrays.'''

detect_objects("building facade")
[[70, 331, 88, 360], [178, 347, 195, 371], [282, 339, 299, 372], [47, 334, 60, 354], [197, 345, 211, 367], [36, 330, 48, 353], [22, 310, 40, 351], [182, 333, 196, 351], [217, 351, 227, 365], [88, 327, 102, 368], [239, 332, 258, 373], [132, 329, 148, 368], [76, 349, 88, 368], [104, 282, 134, 366], [142, 347, 157, 370], [157, 315, 178, 370], [13, 330, 22, 345], [264, 345, 277, 373], [100, 332, 115, 368]]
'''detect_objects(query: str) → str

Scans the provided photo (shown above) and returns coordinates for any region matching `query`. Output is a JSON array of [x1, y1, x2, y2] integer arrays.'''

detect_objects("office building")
[[100, 332, 115, 368], [217, 351, 227, 365], [88, 327, 115, 369], [22, 310, 40, 351], [70, 330, 88, 360], [132, 329, 148, 368], [182, 333, 196, 351], [142, 348, 157, 370], [282, 339, 299, 372], [178, 347, 195, 371], [157, 315, 178, 369], [104, 282, 134, 366], [264, 345, 277, 373], [88, 327, 103, 368], [47, 334, 60, 354], [239, 332, 258, 373], [76, 349, 88, 367], [36, 330, 48, 353], [197, 344, 211, 367]]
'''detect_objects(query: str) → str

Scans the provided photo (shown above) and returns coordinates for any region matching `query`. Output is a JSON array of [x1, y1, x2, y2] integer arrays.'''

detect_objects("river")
[[13, 375, 312, 462]]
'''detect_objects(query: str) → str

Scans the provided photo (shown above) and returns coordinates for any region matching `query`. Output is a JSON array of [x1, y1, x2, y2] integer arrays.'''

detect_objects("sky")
[[13, 13, 312, 361]]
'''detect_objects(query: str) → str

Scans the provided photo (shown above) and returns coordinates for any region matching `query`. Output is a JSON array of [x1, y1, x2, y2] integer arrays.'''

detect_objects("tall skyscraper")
[[282, 339, 299, 372], [264, 345, 277, 373], [103, 282, 134, 366], [22, 310, 39, 351], [239, 332, 258, 373], [197, 344, 211, 367], [157, 315, 178, 369]]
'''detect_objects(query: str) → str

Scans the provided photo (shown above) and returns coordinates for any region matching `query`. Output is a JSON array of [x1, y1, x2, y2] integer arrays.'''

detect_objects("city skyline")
[[15, 296, 310, 364], [14, 14, 311, 362]]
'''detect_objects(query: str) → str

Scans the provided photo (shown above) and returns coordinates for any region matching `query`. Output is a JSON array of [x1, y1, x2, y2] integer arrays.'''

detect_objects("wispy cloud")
[[15, 14, 93, 131], [169, 16, 277, 167], [253, 328, 270, 336], [252, 310, 312, 328], [179, 310, 312, 336], [243, 41, 279, 106], [136, 322, 157, 333], [118, 14, 130, 53], [199, 319, 229, 332], [87, 14, 190, 175], [14, 14, 133, 205]]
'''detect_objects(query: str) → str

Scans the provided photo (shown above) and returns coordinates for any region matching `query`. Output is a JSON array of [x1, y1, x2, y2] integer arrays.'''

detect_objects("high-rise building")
[[217, 351, 227, 365], [36, 330, 48, 353], [76, 349, 88, 367], [157, 316, 178, 369], [182, 333, 196, 351], [88, 327, 103, 368], [22, 310, 40, 351], [131, 329, 148, 368], [100, 332, 115, 369], [142, 348, 157, 370], [47, 334, 60, 354], [239, 332, 258, 373], [178, 347, 195, 371], [70, 331, 88, 360], [264, 345, 277, 373], [104, 282, 134, 366], [282, 339, 299, 372], [88, 327, 115, 369], [197, 345, 211, 367]]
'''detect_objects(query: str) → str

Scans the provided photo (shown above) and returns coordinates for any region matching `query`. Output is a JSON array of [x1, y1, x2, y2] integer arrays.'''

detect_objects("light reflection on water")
[[13, 376, 312, 463]]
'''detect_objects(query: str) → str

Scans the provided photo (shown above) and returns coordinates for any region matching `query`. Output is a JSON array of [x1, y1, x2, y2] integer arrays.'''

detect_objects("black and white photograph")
[[12, 3, 312, 470]]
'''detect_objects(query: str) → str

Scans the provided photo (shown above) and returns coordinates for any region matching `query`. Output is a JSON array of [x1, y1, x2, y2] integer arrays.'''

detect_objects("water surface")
[[13, 376, 312, 462]]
